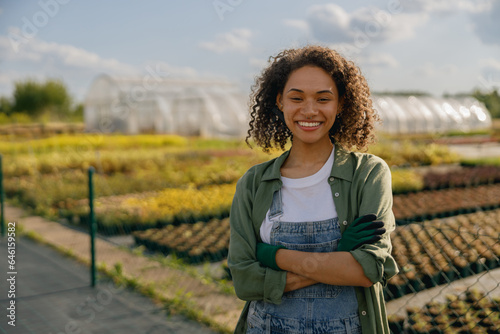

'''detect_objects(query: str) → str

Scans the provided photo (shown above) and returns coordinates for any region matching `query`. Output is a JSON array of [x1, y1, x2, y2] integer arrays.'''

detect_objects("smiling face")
[[277, 65, 340, 148]]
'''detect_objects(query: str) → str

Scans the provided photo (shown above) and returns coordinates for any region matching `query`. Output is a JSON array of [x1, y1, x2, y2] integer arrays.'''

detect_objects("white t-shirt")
[[260, 147, 338, 243]]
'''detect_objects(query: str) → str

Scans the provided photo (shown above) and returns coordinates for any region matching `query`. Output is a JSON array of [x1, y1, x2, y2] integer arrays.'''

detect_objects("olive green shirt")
[[228, 144, 399, 334]]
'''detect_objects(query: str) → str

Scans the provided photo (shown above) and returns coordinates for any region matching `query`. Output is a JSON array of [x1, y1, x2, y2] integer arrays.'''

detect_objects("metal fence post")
[[0, 154, 4, 237], [88, 166, 96, 287]]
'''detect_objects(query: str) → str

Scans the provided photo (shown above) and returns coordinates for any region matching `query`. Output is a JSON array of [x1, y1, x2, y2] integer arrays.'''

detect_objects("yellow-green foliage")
[[0, 112, 33, 125], [3, 150, 262, 224], [85, 183, 237, 232], [368, 140, 460, 167], [2, 148, 258, 178], [391, 169, 424, 194], [461, 157, 500, 167], [0, 133, 188, 154], [0, 132, 463, 235]]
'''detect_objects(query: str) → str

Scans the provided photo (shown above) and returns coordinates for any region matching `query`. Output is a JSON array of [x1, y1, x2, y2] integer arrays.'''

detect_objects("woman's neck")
[[281, 140, 334, 179]]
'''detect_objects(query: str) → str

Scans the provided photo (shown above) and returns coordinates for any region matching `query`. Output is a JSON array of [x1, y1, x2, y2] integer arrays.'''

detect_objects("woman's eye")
[[290, 97, 302, 101], [318, 98, 330, 102]]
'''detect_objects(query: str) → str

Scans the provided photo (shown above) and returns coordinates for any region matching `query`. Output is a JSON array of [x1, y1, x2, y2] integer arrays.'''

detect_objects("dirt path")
[[4, 204, 244, 333]]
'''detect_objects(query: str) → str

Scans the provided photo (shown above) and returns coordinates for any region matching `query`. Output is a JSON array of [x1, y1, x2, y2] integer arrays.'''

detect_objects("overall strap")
[[268, 188, 283, 221]]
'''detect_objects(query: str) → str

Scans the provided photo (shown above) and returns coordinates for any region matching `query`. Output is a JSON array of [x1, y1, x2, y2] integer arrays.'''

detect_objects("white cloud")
[[143, 61, 198, 78], [0, 33, 215, 100], [282, 19, 310, 33], [399, 0, 493, 14], [399, 0, 498, 46], [306, 4, 351, 43], [199, 28, 252, 54], [0, 71, 19, 86], [290, 1, 495, 49], [358, 53, 399, 68], [305, 4, 427, 47], [415, 63, 437, 77], [480, 58, 500, 71], [249, 57, 267, 69], [0, 70, 47, 98], [0, 32, 140, 99], [478, 58, 500, 90], [1, 29, 138, 74], [442, 64, 459, 75], [414, 63, 459, 77], [470, 0, 500, 45]]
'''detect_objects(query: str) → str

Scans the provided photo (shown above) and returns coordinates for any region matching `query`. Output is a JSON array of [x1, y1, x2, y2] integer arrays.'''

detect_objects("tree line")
[[0, 78, 83, 123], [470, 90, 500, 119]]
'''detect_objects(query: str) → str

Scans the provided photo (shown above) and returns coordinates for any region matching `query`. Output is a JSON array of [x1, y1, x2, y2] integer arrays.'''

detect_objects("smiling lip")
[[297, 121, 322, 130]]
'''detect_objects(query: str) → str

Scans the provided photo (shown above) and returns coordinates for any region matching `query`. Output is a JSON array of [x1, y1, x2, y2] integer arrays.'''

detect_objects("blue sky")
[[0, 0, 499, 103]]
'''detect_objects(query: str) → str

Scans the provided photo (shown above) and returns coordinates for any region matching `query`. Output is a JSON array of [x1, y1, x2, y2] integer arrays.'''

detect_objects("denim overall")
[[247, 189, 361, 334]]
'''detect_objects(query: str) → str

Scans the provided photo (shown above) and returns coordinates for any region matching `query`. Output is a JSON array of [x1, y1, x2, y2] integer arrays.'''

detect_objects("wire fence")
[[2, 129, 500, 333], [386, 213, 500, 333]]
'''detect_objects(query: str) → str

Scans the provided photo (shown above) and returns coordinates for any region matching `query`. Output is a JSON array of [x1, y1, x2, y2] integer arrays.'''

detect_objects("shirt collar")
[[261, 143, 354, 182], [331, 144, 353, 182], [261, 150, 290, 182]]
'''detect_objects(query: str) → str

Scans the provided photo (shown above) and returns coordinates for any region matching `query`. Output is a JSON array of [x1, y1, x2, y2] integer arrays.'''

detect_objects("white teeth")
[[298, 122, 321, 127]]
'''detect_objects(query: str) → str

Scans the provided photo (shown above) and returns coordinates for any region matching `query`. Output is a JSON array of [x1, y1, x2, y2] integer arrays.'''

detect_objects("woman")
[[228, 45, 398, 334]]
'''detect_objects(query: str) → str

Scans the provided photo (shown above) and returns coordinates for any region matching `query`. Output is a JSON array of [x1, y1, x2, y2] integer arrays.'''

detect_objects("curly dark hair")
[[246, 45, 380, 152]]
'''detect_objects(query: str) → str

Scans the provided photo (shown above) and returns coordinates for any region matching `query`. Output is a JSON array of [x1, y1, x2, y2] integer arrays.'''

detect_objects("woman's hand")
[[337, 214, 385, 252]]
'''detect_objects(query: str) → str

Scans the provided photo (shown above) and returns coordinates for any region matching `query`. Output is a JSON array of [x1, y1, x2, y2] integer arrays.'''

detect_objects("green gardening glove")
[[337, 214, 386, 252], [256, 243, 287, 271]]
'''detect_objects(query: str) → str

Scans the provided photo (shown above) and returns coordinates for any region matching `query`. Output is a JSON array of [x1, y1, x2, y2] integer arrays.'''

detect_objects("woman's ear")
[[276, 93, 283, 110]]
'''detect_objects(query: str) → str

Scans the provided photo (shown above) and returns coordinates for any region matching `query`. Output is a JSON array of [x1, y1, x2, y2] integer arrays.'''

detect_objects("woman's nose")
[[302, 101, 317, 118]]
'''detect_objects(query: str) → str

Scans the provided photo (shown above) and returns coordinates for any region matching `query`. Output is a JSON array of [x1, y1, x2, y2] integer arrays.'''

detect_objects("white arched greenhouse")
[[84, 74, 493, 137], [372, 95, 492, 134], [84, 74, 249, 137]]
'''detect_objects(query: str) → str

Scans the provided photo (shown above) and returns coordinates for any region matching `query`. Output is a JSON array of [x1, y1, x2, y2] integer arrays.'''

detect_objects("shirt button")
[[334, 193, 340, 197], [328, 177, 334, 182], [343, 221, 348, 226], [361, 311, 367, 316]]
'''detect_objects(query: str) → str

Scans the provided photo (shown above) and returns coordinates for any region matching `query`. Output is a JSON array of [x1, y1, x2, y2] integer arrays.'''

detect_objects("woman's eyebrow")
[[286, 88, 304, 93], [286, 88, 335, 95]]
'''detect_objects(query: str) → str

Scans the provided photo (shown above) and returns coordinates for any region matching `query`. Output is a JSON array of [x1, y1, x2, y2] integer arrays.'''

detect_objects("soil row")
[[388, 289, 500, 333], [386, 209, 500, 301], [393, 183, 500, 223], [132, 218, 230, 264]]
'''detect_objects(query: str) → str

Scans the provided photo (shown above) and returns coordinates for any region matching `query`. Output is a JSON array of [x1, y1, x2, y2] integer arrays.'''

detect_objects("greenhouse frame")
[[371, 95, 492, 134], [84, 74, 249, 137], [84, 74, 492, 137]]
